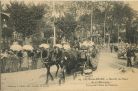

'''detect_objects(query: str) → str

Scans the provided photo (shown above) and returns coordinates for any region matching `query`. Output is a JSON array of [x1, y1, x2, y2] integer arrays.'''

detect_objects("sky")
[[1, 0, 138, 11], [127, 1, 138, 11]]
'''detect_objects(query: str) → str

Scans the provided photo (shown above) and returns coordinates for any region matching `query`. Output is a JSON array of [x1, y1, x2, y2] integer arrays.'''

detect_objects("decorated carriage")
[[79, 40, 97, 74], [61, 40, 98, 75]]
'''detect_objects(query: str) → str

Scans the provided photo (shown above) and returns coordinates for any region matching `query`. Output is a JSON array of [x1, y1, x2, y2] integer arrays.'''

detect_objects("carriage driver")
[[53, 45, 63, 63], [41, 47, 50, 62]]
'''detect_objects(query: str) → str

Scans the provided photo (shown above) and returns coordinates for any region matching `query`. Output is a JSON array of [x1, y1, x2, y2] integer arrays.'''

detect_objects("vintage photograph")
[[0, 0, 138, 91]]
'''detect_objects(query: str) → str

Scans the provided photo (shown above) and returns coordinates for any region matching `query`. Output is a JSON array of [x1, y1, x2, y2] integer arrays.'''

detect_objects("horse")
[[58, 49, 79, 83], [43, 48, 80, 84], [43, 47, 94, 84], [42, 47, 63, 84]]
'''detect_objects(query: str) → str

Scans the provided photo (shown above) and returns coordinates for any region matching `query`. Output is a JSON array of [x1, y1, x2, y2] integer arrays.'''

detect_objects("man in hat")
[[126, 45, 135, 67], [41, 47, 50, 63]]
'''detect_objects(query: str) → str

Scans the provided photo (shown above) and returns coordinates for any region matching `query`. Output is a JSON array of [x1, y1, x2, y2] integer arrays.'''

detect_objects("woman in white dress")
[[22, 51, 29, 70]]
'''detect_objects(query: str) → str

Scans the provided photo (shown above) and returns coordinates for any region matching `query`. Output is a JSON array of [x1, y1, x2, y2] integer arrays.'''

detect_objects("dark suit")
[[126, 49, 133, 67]]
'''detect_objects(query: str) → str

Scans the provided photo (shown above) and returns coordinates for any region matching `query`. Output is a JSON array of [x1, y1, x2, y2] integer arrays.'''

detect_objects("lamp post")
[[118, 24, 119, 44], [0, 1, 2, 51], [52, 1, 64, 46], [90, 6, 93, 41], [0, 1, 2, 90], [53, 24, 56, 46], [52, 1, 56, 46]]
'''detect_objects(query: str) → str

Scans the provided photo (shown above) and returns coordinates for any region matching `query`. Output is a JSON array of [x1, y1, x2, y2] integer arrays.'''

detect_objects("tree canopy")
[[3, 1, 138, 44], [5, 1, 46, 37]]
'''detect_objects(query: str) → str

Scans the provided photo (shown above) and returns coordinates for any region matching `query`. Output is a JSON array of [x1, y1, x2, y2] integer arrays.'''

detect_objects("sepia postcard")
[[0, 0, 138, 91]]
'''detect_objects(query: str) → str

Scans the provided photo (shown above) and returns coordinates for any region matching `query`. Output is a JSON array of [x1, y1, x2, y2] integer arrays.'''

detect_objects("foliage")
[[5, 1, 46, 37], [3, 1, 138, 44], [55, 13, 77, 41]]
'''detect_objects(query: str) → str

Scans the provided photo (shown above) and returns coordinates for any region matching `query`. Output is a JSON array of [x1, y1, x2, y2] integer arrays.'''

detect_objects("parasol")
[[39, 44, 49, 49], [81, 41, 95, 47], [54, 44, 63, 48], [89, 41, 94, 46], [63, 44, 71, 50], [23, 45, 33, 50], [10, 42, 22, 51]]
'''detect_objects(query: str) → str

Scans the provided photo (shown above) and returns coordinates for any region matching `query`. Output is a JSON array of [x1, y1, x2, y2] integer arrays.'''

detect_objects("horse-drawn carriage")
[[64, 41, 97, 73], [40, 41, 98, 84]]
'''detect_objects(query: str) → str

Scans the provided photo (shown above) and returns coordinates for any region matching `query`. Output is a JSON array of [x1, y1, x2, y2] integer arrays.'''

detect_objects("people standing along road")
[[0, 41, 100, 75], [0, 50, 8, 73], [22, 51, 28, 70], [126, 46, 135, 67], [30, 50, 35, 69], [17, 50, 23, 70], [36, 49, 42, 69], [10, 51, 19, 72], [110, 44, 114, 53], [31, 50, 38, 69]]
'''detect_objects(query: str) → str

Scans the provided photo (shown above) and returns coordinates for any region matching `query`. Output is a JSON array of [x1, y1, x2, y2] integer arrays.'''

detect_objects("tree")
[[55, 13, 77, 43], [5, 1, 46, 38]]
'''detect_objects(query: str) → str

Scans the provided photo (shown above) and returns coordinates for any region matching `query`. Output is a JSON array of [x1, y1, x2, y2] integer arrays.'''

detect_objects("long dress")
[[22, 52, 29, 70], [11, 55, 19, 72], [36, 51, 42, 69], [1, 52, 8, 73]]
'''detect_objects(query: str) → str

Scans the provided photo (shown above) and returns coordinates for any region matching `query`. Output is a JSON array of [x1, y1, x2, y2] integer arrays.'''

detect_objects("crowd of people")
[[0, 42, 99, 73], [0, 48, 41, 73]]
